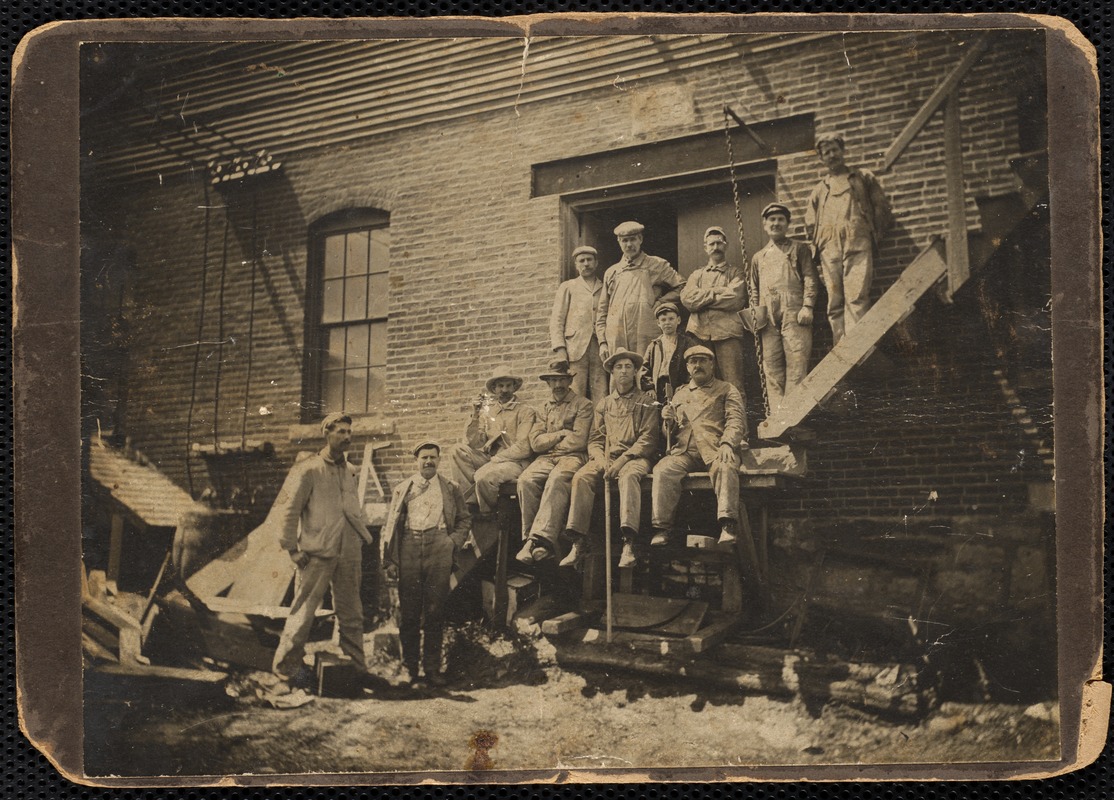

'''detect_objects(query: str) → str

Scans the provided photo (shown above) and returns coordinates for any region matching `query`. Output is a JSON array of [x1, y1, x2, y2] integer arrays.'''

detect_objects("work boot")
[[559, 534, 586, 568], [515, 536, 538, 565], [425, 670, 448, 688], [718, 519, 737, 546], [531, 541, 555, 564], [618, 538, 638, 568], [650, 528, 673, 547]]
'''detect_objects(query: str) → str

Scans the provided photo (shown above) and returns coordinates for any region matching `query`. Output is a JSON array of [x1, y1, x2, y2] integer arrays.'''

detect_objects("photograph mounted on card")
[[11, 13, 1105, 786]]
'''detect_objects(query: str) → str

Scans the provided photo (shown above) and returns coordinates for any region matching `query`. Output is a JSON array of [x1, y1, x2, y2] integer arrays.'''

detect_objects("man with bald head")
[[595, 221, 686, 366]]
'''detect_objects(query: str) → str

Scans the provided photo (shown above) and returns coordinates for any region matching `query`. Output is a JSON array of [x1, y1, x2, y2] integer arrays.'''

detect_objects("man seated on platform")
[[515, 364, 594, 565], [562, 348, 661, 569], [381, 441, 471, 688], [651, 346, 747, 552], [446, 366, 538, 517], [271, 412, 374, 691]]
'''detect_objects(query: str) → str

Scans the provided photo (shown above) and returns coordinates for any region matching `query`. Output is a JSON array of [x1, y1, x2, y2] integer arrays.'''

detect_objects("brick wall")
[[85, 30, 1051, 526]]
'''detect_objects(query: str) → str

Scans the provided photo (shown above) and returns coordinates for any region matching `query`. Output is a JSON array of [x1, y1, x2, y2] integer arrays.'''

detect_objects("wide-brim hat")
[[485, 367, 524, 394], [603, 348, 645, 373], [539, 365, 577, 381]]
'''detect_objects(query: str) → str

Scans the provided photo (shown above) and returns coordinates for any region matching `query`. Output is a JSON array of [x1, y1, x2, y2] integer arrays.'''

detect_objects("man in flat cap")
[[515, 364, 594, 565], [651, 346, 747, 555], [805, 134, 893, 344], [549, 245, 608, 402], [680, 225, 749, 402], [595, 221, 685, 371], [563, 348, 660, 569], [446, 366, 539, 516], [749, 203, 820, 409], [381, 441, 470, 687], [271, 412, 374, 689]]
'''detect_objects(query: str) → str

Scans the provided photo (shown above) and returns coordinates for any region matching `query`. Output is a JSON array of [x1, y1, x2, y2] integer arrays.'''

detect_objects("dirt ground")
[[84, 624, 1060, 778]]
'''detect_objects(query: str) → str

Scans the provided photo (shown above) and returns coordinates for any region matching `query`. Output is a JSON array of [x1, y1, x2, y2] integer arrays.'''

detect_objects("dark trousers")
[[397, 527, 455, 675]]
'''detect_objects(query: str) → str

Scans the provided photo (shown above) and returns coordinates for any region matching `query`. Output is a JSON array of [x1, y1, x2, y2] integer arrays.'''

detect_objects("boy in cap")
[[680, 225, 750, 401], [595, 221, 685, 367], [749, 202, 820, 409], [651, 346, 748, 555], [271, 412, 374, 689], [804, 134, 893, 344], [642, 299, 700, 408], [515, 364, 594, 564], [563, 348, 660, 569], [381, 441, 471, 687], [549, 245, 608, 401], [446, 367, 538, 515]]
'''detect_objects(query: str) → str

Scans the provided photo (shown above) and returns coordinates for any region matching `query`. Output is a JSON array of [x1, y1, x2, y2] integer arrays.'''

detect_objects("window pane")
[[344, 368, 368, 413], [323, 370, 344, 413], [368, 273, 389, 318], [324, 234, 345, 279], [369, 320, 388, 366], [346, 324, 370, 368], [368, 367, 386, 407], [370, 227, 390, 272], [322, 279, 343, 324], [325, 328, 346, 371], [346, 230, 370, 276], [344, 275, 368, 322]]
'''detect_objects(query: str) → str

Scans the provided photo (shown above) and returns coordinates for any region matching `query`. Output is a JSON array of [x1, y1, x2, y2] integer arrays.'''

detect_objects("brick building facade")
[[80, 28, 1055, 686]]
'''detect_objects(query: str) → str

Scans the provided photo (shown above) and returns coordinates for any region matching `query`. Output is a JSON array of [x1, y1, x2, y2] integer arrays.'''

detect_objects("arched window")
[[304, 208, 390, 418]]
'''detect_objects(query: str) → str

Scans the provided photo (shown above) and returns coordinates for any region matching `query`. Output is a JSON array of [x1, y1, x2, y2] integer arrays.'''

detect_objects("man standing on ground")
[[651, 347, 747, 551], [680, 226, 749, 401], [595, 221, 685, 366], [549, 245, 608, 401], [381, 441, 471, 687], [446, 366, 538, 516], [515, 365, 594, 565], [271, 412, 373, 689], [804, 134, 893, 344], [563, 348, 660, 569], [749, 202, 820, 410]]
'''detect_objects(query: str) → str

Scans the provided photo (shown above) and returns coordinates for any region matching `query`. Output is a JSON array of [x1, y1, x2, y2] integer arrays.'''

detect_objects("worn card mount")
[[11, 13, 1104, 786]]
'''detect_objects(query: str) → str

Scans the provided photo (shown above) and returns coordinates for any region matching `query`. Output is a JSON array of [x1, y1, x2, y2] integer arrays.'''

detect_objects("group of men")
[[267, 135, 892, 690]]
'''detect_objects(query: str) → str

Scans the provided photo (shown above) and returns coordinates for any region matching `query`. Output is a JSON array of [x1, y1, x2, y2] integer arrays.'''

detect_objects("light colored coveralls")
[[595, 253, 685, 360], [680, 261, 750, 400], [272, 447, 373, 679], [651, 378, 746, 530], [447, 397, 538, 513], [566, 388, 661, 537], [517, 390, 595, 546]]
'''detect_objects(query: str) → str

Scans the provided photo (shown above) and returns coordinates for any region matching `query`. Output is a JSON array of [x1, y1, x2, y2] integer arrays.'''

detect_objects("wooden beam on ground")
[[94, 662, 229, 684], [686, 614, 740, 654], [201, 596, 334, 619], [541, 611, 589, 635], [881, 35, 990, 171], [83, 595, 145, 664], [758, 239, 949, 439]]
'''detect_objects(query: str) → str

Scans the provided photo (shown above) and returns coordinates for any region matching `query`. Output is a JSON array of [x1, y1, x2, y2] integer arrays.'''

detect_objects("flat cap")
[[571, 245, 598, 258], [654, 300, 681, 318], [412, 440, 441, 457], [683, 345, 716, 361], [761, 202, 792, 220], [703, 226, 728, 241], [814, 133, 845, 150], [613, 221, 645, 237]]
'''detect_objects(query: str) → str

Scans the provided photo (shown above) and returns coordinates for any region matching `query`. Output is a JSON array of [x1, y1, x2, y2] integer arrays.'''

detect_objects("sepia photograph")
[[11, 14, 1104, 784]]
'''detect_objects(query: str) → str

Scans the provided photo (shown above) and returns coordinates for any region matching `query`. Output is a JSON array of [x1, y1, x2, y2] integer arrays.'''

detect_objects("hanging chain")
[[723, 105, 770, 420]]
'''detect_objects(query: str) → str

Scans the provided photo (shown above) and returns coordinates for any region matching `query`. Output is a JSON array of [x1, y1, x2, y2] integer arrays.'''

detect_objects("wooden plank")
[[758, 240, 949, 439], [541, 611, 588, 636], [95, 662, 229, 684], [201, 596, 333, 619], [943, 91, 971, 299], [580, 627, 694, 657], [226, 542, 296, 606], [881, 35, 990, 171], [687, 615, 740, 654], [82, 632, 118, 663], [107, 513, 124, 588], [611, 594, 708, 636]]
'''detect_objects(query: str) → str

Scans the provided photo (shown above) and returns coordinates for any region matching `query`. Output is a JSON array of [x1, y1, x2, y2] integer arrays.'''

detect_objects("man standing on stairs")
[[271, 412, 374, 689], [515, 364, 594, 565], [446, 366, 538, 517], [651, 346, 747, 552], [381, 441, 471, 687], [805, 134, 893, 344], [562, 349, 660, 569]]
